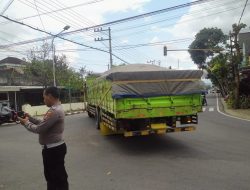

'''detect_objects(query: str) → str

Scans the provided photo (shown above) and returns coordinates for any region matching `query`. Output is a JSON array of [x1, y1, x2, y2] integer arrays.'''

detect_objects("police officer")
[[18, 86, 69, 190]]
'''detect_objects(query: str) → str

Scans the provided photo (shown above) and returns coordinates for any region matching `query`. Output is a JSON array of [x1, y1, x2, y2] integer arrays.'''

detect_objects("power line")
[[7, 0, 215, 39], [0, 0, 15, 15], [0, 15, 129, 64], [0, 0, 214, 49], [0, 0, 222, 64], [10, 38, 192, 53], [112, 0, 240, 33], [33, 0, 46, 31], [0, 0, 242, 65], [17, 0, 82, 28], [0, 0, 104, 25], [25, 0, 213, 63], [5, 0, 143, 63], [15, 0, 105, 47], [47, 0, 145, 63], [40, 0, 125, 60], [17, 0, 116, 51], [68, 0, 215, 35], [21, 0, 136, 63], [238, 0, 249, 25], [113, 4, 248, 39]]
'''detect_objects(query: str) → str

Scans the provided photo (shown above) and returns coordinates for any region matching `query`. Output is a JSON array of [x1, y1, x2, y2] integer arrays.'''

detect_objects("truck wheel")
[[95, 109, 100, 130]]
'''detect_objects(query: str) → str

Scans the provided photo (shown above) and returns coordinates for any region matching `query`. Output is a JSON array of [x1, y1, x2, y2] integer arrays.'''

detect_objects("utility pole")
[[51, 25, 70, 87], [108, 27, 113, 68], [94, 27, 113, 69]]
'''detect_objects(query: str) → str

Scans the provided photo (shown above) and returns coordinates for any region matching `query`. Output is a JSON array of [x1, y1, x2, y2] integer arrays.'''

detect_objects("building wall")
[[0, 75, 7, 84], [22, 102, 86, 116], [239, 32, 250, 64]]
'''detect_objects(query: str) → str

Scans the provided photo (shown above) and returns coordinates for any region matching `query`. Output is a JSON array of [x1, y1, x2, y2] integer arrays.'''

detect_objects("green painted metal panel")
[[86, 77, 202, 119], [115, 94, 202, 119]]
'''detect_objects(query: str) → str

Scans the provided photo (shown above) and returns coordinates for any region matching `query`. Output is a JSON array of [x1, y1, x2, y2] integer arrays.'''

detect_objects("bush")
[[226, 93, 235, 109], [239, 95, 250, 109], [227, 95, 250, 109]]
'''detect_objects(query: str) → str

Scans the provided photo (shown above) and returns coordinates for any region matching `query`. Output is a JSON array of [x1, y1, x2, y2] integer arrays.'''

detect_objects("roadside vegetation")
[[189, 23, 250, 109]]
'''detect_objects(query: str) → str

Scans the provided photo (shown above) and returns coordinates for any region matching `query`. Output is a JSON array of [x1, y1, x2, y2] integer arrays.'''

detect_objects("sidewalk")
[[65, 110, 85, 116], [219, 97, 250, 120], [35, 110, 85, 119]]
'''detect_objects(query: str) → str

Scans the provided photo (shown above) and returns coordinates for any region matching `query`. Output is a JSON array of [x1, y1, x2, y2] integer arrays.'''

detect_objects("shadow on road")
[[103, 134, 199, 159]]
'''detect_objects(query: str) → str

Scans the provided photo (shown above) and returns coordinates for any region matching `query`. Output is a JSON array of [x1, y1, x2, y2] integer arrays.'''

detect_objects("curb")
[[65, 110, 85, 116], [217, 95, 250, 121]]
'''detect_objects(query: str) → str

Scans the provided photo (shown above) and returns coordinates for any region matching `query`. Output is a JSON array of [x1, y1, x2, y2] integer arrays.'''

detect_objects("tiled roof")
[[0, 57, 26, 65]]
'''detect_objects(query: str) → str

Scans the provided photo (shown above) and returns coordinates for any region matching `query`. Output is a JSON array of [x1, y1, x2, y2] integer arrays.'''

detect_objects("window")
[[0, 93, 8, 101]]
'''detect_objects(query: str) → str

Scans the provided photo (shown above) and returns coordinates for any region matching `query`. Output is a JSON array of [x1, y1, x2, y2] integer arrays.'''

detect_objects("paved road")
[[0, 94, 250, 190]]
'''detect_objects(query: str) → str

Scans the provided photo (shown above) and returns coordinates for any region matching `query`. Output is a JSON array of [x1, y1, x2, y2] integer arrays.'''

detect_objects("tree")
[[229, 23, 247, 108], [25, 43, 76, 88], [189, 27, 227, 68], [24, 59, 53, 87], [207, 53, 230, 97], [25, 42, 54, 87]]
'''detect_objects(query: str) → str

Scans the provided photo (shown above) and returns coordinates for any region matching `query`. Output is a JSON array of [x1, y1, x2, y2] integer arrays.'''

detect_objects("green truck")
[[86, 64, 203, 137]]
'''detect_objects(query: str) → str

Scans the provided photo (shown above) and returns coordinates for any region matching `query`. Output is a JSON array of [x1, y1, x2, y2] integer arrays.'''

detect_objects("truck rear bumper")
[[124, 126, 196, 137]]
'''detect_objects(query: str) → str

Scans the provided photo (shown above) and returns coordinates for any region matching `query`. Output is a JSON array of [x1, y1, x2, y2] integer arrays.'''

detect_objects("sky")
[[0, 0, 250, 74]]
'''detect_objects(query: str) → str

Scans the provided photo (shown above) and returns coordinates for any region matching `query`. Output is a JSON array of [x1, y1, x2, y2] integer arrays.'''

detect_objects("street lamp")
[[52, 25, 70, 86]]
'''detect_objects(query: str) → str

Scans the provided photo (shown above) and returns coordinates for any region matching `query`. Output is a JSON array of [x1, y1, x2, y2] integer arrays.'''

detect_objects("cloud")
[[0, 0, 151, 65], [56, 40, 80, 65], [168, 0, 250, 39], [121, 39, 129, 44], [156, 0, 250, 69], [166, 51, 198, 70], [150, 36, 160, 43]]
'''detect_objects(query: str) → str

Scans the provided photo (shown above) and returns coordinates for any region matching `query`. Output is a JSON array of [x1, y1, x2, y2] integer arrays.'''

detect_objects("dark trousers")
[[42, 143, 69, 190]]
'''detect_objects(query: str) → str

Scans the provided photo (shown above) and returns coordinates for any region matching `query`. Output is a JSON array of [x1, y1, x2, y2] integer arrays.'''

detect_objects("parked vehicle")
[[0, 103, 25, 125], [86, 64, 204, 137]]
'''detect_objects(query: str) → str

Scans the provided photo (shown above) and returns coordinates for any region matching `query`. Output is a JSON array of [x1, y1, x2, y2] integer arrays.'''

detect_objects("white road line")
[[202, 107, 206, 112], [209, 107, 214, 112], [216, 95, 250, 122]]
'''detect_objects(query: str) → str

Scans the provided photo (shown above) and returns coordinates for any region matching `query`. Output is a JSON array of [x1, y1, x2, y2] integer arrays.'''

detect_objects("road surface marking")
[[202, 107, 206, 112], [209, 107, 214, 112], [216, 95, 250, 122]]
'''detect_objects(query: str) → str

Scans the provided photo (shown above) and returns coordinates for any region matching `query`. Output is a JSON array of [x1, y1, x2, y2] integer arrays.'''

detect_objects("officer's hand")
[[23, 113, 30, 118], [18, 116, 29, 125]]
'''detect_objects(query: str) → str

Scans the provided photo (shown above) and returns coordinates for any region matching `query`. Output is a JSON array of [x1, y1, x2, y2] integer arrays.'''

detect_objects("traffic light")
[[164, 46, 167, 56]]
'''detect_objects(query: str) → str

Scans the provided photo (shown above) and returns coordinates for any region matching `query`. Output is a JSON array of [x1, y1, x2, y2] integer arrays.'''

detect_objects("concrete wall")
[[22, 102, 86, 116]]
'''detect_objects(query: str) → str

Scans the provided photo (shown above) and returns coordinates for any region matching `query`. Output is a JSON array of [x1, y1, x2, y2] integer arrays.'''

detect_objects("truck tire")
[[95, 109, 101, 130]]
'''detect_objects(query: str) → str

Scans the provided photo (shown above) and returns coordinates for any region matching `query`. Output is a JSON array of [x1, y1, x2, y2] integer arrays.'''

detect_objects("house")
[[0, 57, 83, 112], [0, 57, 27, 86], [0, 57, 47, 110]]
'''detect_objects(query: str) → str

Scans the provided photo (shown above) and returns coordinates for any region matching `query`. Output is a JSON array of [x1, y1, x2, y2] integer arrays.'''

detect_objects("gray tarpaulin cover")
[[97, 64, 204, 99]]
